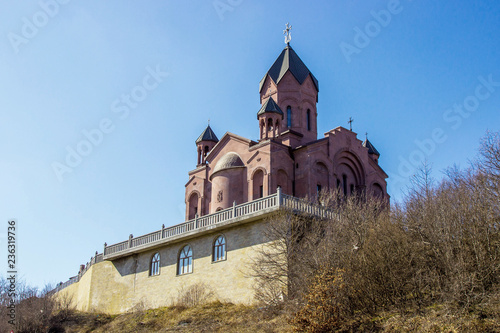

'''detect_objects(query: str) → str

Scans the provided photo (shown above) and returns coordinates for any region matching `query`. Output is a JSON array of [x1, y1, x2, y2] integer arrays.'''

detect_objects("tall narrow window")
[[253, 170, 264, 200], [317, 184, 322, 198], [267, 118, 273, 135], [178, 245, 192, 275], [343, 174, 348, 196], [150, 252, 160, 276], [287, 106, 292, 128], [306, 109, 311, 131], [213, 235, 226, 262]]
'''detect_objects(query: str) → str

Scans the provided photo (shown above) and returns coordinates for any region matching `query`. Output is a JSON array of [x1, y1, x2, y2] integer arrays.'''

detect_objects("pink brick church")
[[185, 41, 388, 220], [53, 30, 391, 313]]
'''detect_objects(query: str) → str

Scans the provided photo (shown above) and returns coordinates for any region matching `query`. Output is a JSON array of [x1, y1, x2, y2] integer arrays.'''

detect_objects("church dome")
[[259, 45, 319, 93], [212, 152, 245, 175]]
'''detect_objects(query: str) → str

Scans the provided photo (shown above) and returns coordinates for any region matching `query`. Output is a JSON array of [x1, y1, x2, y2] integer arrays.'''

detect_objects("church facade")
[[54, 41, 388, 314], [186, 44, 387, 220]]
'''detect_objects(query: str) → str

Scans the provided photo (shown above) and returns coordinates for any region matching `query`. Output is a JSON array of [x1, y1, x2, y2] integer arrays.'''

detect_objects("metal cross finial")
[[208, 119, 210, 125], [348, 117, 354, 131], [284, 23, 292, 45], [365, 132, 368, 140]]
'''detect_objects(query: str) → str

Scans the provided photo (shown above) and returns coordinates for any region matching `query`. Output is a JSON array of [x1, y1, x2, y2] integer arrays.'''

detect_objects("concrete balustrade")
[[53, 190, 332, 294]]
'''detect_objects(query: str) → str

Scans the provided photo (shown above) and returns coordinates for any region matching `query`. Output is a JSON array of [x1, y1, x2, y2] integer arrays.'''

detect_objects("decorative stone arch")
[[251, 167, 267, 199], [334, 150, 366, 195], [187, 190, 201, 220], [313, 160, 330, 196], [301, 98, 316, 110], [280, 96, 300, 106], [276, 168, 291, 195], [369, 181, 385, 199]]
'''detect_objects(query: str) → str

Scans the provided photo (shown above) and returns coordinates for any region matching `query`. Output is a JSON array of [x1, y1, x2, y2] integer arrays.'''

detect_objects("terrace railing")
[[104, 190, 283, 257], [50, 252, 103, 294], [53, 190, 333, 294]]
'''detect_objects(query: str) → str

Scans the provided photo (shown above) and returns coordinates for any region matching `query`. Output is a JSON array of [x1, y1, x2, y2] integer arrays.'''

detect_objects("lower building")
[[55, 192, 333, 313]]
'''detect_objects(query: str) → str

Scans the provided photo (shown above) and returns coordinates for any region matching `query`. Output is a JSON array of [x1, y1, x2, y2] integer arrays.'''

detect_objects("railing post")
[[128, 234, 133, 249], [277, 186, 282, 206], [161, 224, 165, 238], [103, 242, 107, 255], [232, 201, 237, 218], [195, 214, 198, 228]]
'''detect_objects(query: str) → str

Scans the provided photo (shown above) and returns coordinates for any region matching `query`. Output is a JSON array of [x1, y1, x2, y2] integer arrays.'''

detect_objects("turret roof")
[[363, 139, 380, 156], [196, 125, 219, 144], [257, 96, 283, 117], [259, 45, 319, 92]]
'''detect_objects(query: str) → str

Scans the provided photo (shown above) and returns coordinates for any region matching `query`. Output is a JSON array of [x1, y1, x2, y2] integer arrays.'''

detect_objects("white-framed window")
[[213, 235, 226, 262], [178, 245, 193, 275], [150, 252, 160, 276]]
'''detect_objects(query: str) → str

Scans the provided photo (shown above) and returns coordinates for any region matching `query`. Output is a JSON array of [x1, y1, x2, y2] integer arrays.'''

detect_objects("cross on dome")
[[284, 23, 292, 45]]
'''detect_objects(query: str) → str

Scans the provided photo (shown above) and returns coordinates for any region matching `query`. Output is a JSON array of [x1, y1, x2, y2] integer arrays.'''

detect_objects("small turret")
[[196, 125, 218, 165], [257, 96, 283, 141], [363, 137, 380, 164]]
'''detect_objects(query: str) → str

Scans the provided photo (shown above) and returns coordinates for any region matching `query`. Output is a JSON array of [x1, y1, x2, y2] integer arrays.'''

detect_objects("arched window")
[[178, 245, 192, 275], [343, 174, 348, 196], [306, 109, 311, 131], [267, 118, 273, 134], [317, 184, 322, 197], [252, 169, 265, 199], [188, 192, 199, 220], [372, 183, 384, 199], [150, 252, 160, 276], [213, 235, 226, 262], [287, 106, 292, 128], [204, 145, 209, 156]]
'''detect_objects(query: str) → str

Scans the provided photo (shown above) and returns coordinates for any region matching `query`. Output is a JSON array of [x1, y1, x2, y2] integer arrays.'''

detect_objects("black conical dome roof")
[[257, 96, 283, 117], [196, 125, 218, 144], [259, 45, 319, 92]]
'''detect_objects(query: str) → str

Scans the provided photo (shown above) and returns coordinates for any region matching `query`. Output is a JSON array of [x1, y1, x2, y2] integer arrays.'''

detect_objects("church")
[[186, 42, 387, 219], [53, 30, 388, 314]]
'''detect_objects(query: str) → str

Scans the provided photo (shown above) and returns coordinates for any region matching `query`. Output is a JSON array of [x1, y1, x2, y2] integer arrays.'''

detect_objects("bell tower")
[[257, 96, 283, 141], [258, 24, 319, 148], [195, 124, 218, 166]]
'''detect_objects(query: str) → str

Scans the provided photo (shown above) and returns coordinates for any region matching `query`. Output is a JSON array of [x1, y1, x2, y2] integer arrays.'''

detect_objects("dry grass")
[[51, 302, 292, 333], [380, 304, 500, 333], [47, 300, 500, 333]]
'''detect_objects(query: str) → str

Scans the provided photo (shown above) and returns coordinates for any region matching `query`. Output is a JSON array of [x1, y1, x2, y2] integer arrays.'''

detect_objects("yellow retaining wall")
[[55, 218, 271, 314]]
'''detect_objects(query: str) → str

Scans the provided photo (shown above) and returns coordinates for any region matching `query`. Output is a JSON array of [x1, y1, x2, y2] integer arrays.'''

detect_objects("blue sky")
[[1, 0, 499, 288]]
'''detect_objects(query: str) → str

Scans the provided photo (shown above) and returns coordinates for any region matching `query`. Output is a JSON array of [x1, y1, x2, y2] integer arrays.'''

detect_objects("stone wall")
[[54, 218, 271, 314]]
